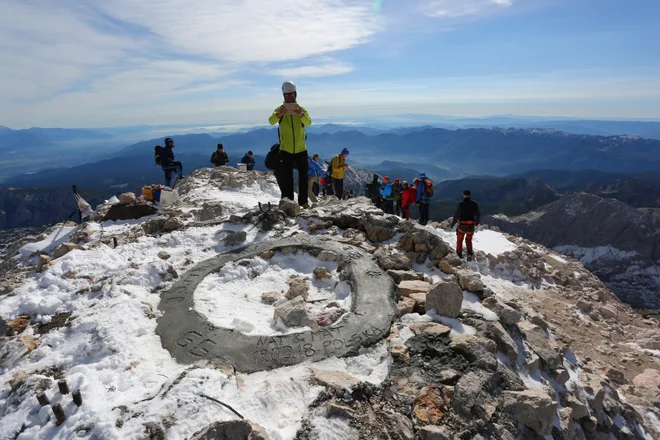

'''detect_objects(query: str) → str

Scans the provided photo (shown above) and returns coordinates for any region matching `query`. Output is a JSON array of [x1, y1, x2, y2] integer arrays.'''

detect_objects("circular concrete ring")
[[156, 235, 397, 373]]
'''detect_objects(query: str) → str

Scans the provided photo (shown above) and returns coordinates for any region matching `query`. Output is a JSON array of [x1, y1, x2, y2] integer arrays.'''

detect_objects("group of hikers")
[[153, 80, 481, 259]]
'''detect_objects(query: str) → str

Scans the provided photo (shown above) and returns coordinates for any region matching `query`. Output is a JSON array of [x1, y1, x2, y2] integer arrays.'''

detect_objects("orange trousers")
[[456, 221, 475, 254]]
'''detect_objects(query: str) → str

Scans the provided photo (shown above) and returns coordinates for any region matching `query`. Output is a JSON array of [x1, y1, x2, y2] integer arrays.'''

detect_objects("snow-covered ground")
[[194, 252, 350, 335]]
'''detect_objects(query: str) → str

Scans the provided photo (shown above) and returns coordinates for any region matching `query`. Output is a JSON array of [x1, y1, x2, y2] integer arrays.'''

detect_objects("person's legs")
[[466, 232, 474, 255], [456, 229, 465, 257], [308, 176, 318, 203], [294, 152, 309, 206], [402, 205, 409, 220], [273, 168, 285, 197], [419, 203, 429, 224], [278, 151, 295, 200], [333, 178, 344, 199], [384, 200, 393, 214]]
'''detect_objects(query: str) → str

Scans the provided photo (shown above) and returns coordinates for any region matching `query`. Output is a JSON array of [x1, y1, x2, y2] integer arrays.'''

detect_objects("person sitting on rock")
[[241, 151, 255, 170], [450, 189, 481, 260], [211, 144, 230, 167]]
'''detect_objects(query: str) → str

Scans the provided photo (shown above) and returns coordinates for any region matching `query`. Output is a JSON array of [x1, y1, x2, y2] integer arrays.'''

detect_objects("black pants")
[[279, 151, 308, 206], [395, 199, 402, 216], [382, 199, 394, 214], [333, 178, 344, 199], [419, 202, 430, 225]]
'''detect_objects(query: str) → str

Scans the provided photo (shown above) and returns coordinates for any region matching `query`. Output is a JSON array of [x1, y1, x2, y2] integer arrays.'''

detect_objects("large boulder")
[[397, 280, 432, 297], [279, 198, 300, 218], [378, 254, 412, 271], [364, 213, 399, 242], [453, 370, 497, 423], [285, 277, 309, 301], [387, 269, 424, 284], [482, 322, 519, 364], [482, 297, 522, 325], [501, 390, 557, 436], [426, 280, 463, 318], [190, 420, 269, 440], [518, 322, 562, 368], [456, 271, 485, 293]]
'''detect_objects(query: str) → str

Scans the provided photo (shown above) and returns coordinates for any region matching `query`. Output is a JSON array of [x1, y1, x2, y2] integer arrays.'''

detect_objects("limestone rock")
[[567, 395, 588, 420], [501, 390, 557, 436], [311, 369, 360, 390], [285, 277, 309, 301], [599, 305, 618, 320], [6, 316, 30, 336], [439, 253, 462, 274], [36, 254, 50, 272], [157, 251, 171, 260], [397, 280, 432, 297], [364, 213, 399, 242], [104, 202, 158, 222], [222, 231, 247, 246], [453, 370, 497, 423], [313, 267, 332, 280], [632, 368, 660, 391], [410, 322, 451, 336], [378, 254, 412, 271], [163, 216, 185, 231], [449, 335, 498, 371], [52, 242, 82, 259], [197, 202, 224, 221], [387, 269, 424, 284], [189, 420, 269, 440], [417, 425, 452, 440], [483, 321, 519, 364], [259, 250, 275, 260], [273, 297, 314, 327], [576, 299, 593, 313], [456, 271, 485, 293], [409, 292, 427, 313], [118, 192, 137, 205], [518, 322, 562, 368], [261, 292, 281, 303], [278, 198, 300, 218], [426, 280, 463, 318], [482, 297, 522, 325], [327, 401, 355, 419], [386, 414, 414, 440], [317, 250, 339, 262], [396, 297, 416, 316], [316, 308, 345, 327]]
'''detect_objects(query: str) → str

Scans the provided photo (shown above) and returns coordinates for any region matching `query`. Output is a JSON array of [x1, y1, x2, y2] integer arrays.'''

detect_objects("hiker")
[[307, 154, 323, 204], [330, 148, 350, 199], [379, 176, 394, 214], [401, 181, 417, 220], [416, 173, 433, 225], [392, 179, 402, 216], [365, 174, 381, 208], [450, 189, 481, 260], [158, 137, 183, 187], [268, 80, 312, 208], [241, 151, 255, 170], [211, 144, 229, 167]]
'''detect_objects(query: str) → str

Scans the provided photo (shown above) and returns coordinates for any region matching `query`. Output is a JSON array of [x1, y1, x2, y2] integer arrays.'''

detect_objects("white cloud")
[[422, 0, 514, 18], [272, 59, 354, 78]]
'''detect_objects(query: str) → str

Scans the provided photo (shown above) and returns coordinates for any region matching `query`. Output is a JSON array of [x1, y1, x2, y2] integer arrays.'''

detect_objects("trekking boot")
[[467, 251, 474, 262], [301, 203, 311, 209], [457, 251, 463, 259]]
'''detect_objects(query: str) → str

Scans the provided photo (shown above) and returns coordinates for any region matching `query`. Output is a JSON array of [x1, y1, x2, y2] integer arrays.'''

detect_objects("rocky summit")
[[0, 167, 658, 440]]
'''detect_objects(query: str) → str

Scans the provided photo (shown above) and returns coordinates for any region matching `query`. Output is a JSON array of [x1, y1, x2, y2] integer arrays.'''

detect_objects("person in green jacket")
[[392, 179, 402, 216], [268, 81, 312, 208]]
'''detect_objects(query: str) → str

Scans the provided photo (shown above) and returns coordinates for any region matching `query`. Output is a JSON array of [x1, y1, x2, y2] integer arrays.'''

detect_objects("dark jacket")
[[241, 154, 255, 170], [211, 150, 229, 166], [365, 174, 380, 199], [160, 146, 175, 167], [450, 197, 481, 227]]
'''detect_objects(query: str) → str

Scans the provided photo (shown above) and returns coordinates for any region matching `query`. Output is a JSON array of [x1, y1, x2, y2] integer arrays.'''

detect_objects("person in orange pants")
[[450, 189, 481, 259]]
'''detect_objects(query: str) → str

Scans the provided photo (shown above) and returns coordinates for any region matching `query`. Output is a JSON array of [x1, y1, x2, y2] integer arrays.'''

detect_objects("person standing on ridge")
[[392, 179, 402, 216], [158, 137, 183, 186], [450, 189, 481, 260], [307, 153, 323, 204], [365, 174, 381, 208], [416, 173, 433, 225], [241, 151, 255, 170], [330, 148, 350, 199], [401, 181, 417, 220], [268, 81, 312, 208], [211, 144, 229, 167], [379, 176, 394, 214]]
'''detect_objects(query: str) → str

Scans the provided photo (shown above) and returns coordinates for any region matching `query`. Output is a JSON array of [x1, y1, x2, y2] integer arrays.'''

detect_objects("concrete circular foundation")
[[156, 235, 397, 373]]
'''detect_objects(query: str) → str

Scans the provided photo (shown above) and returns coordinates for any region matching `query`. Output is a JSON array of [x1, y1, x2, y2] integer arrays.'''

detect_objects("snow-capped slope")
[[1, 167, 658, 440]]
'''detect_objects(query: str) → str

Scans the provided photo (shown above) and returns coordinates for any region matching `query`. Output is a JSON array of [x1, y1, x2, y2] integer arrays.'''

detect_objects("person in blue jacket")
[[241, 151, 255, 170], [416, 173, 433, 225], [379, 176, 394, 214], [307, 153, 324, 203]]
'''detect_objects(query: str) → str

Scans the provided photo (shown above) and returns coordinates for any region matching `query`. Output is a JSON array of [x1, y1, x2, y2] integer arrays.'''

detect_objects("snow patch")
[[462, 292, 498, 321], [554, 245, 638, 265]]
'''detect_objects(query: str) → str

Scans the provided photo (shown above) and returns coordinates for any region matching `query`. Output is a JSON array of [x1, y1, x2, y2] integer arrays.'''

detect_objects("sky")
[[0, 0, 659, 128]]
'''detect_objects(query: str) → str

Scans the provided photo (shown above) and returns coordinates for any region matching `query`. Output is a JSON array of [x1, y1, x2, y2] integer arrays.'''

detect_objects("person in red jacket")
[[400, 181, 417, 220]]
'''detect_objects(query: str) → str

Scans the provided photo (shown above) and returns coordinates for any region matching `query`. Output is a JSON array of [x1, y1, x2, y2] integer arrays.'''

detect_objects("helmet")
[[282, 81, 296, 94]]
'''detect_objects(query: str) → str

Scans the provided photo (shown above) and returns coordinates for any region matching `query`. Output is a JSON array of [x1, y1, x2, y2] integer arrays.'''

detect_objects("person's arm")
[[475, 203, 481, 226], [269, 106, 285, 125], [298, 106, 312, 126]]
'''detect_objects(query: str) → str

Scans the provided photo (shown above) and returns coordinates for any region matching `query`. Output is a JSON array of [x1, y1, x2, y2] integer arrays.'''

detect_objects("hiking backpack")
[[424, 179, 434, 197], [265, 143, 281, 170], [154, 145, 164, 166]]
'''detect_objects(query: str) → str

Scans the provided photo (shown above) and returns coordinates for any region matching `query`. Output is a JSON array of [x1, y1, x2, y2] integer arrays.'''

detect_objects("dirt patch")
[[36, 312, 73, 335]]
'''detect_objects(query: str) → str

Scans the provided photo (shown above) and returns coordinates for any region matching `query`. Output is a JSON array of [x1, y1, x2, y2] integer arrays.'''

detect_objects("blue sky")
[[0, 0, 658, 128]]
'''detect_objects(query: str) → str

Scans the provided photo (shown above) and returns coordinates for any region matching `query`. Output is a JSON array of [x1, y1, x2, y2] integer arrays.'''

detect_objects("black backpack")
[[154, 146, 164, 166], [265, 143, 280, 170]]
